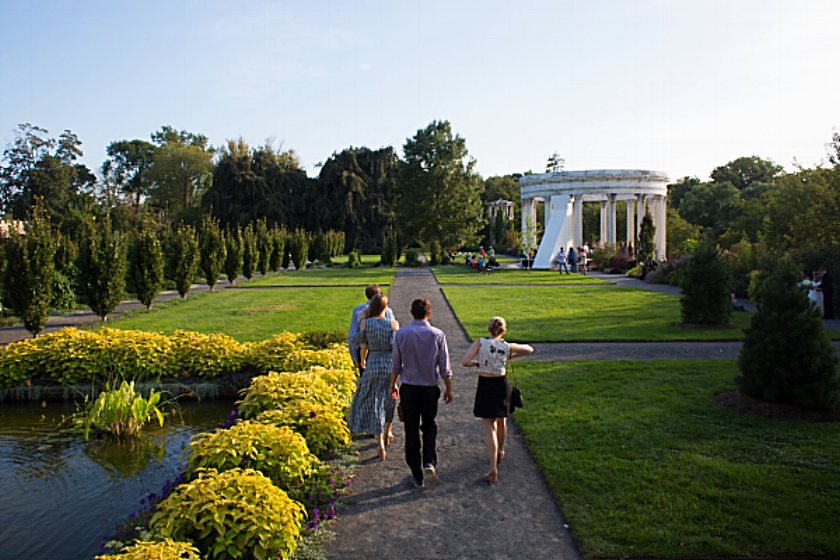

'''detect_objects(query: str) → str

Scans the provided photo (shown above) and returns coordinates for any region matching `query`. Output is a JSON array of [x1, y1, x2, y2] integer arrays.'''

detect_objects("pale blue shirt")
[[391, 320, 452, 386], [348, 302, 395, 363]]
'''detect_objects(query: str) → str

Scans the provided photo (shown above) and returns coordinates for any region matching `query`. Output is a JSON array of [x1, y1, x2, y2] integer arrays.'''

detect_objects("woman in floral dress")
[[348, 294, 400, 460]]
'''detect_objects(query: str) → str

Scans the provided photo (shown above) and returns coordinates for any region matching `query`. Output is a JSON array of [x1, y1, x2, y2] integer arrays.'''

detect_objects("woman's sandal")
[[484, 471, 498, 483]]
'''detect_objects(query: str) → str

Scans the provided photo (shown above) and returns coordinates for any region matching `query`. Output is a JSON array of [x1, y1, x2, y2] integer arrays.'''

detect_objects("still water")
[[0, 399, 234, 560]]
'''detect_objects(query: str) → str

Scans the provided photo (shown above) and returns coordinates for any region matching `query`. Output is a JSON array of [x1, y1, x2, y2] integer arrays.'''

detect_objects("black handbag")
[[508, 361, 524, 411]]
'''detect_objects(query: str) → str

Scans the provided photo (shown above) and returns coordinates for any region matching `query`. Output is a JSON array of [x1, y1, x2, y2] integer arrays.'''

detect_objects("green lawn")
[[105, 289, 366, 342], [328, 254, 386, 266], [443, 286, 752, 341], [514, 359, 840, 558], [432, 266, 611, 285], [243, 267, 397, 287]]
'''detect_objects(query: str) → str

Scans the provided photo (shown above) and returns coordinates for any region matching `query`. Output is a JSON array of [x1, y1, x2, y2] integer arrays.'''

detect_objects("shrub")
[[127, 224, 165, 309], [346, 248, 361, 268], [185, 421, 318, 485], [317, 251, 332, 264], [3, 206, 56, 335], [257, 401, 351, 457], [223, 227, 244, 286], [165, 225, 199, 299], [441, 252, 452, 265], [270, 227, 286, 272], [50, 270, 76, 311], [238, 371, 345, 418], [249, 335, 352, 375], [242, 224, 258, 279], [679, 241, 733, 325], [151, 468, 305, 560], [298, 329, 348, 349], [256, 218, 273, 277], [199, 216, 226, 291], [644, 270, 664, 284], [427, 239, 441, 265], [607, 251, 635, 272], [625, 265, 641, 278], [94, 538, 201, 560], [288, 228, 309, 271], [404, 247, 420, 267], [169, 330, 250, 379], [737, 258, 839, 409]]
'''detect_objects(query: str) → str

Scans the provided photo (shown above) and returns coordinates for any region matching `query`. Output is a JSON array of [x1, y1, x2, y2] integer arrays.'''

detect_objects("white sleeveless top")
[[478, 338, 510, 376]]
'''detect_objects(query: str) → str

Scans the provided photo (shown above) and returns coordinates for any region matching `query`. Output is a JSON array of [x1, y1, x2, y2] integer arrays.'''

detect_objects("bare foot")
[[484, 470, 497, 483]]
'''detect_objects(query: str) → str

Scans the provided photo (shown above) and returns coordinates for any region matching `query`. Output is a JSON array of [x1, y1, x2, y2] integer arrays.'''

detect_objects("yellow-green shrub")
[[169, 330, 250, 379], [249, 333, 352, 374], [237, 371, 344, 418], [0, 328, 107, 387], [185, 421, 318, 485], [99, 328, 172, 379], [308, 366, 357, 401], [151, 468, 305, 560], [94, 538, 200, 560], [298, 329, 348, 349], [257, 401, 350, 457]]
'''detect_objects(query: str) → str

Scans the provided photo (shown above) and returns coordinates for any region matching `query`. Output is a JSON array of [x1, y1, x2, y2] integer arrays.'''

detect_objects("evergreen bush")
[[2, 206, 55, 335], [223, 227, 244, 286], [127, 223, 165, 309], [637, 212, 655, 260], [166, 225, 199, 299], [427, 239, 441, 265], [737, 258, 839, 409], [404, 247, 420, 267], [679, 241, 733, 325], [288, 228, 309, 271], [77, 214, 127, 321], [269, 227, 286, 272], [380, 229, 400, 266], [346, 248, 361, 268], [255, 218, 273, 277], [241, 224, 258, 280], [199, 216, 226, 291]]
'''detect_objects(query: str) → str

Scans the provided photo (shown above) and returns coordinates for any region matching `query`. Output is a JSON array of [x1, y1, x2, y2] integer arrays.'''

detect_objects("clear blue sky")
[[2, 0, 839, 182]]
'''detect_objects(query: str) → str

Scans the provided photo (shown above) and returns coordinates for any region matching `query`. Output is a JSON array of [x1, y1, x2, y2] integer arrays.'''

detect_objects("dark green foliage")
[[2, 206, 55, 334], [637, 212, 655, 260], [737, 258, 839, 409], [493, 215, 506, 248], [395, 120, 485, 250], [77, 215, 127, 321], [404, 247, 420, 267], [199, 216, 226, 291], [241, 224, 257, 280], [166, 225, 199, 299], [127, 223, 165, 309], [255, 218, 273, 276], [223, 227, 244, 285], [288, 228, 309, 271], [679, 241, 733, 325], [325, 230, 345, 257], [269, 227, 285, 272], [308, 230, 326, 262], [317, 252, 332, 264], [346, 248, 361, 268], [50, 270, 76, 311], [53, 232, 77, 274], [427, 239, 441, 266], [380, 228, 400, 266]]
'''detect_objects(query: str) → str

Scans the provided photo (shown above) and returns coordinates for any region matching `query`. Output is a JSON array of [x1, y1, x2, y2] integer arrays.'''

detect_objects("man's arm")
[[389, 335, 403, 400], [347, 307, 361, 364], [437, 334, 454, 404]]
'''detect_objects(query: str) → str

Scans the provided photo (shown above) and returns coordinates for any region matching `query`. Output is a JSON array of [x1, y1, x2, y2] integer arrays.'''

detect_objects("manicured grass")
[[443, 286, 752, 341], [244, 267, 397, 287], [104, 289, 368, 342], [328, 254, 386, 266], [432, 266, 611, 285], [514, 359, 840, 558]]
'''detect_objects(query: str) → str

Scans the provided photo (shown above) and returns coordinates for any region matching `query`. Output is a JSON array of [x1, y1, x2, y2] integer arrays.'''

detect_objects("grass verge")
[[244, 267, 397, 287], [103, 288, 370, 342], [444, 286, 755, 341], [514, 359, 840, 558], [433, 266, 611, 285]]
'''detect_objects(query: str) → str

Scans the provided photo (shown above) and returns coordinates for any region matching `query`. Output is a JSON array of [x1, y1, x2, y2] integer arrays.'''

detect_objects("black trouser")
[[399, 383, 440, 482]]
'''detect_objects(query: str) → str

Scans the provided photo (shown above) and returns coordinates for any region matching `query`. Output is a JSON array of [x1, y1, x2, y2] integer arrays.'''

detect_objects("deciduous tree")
[[77, 215, 128, 321]]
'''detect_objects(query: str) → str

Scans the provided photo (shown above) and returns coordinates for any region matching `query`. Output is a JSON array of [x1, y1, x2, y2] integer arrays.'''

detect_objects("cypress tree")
[[288, 228, 309, 271], [637, 212, 655, 260], [269, 227, 286, 272], [241, 224, 257, 280], [255, 218, 273, 276], [737, 258, 839, 409], [199, 216, 226, 291], [223, 227, 244, 286], [679, 240, 733, 325], [127, 220, 165, 309], [167, 225, 199, 298], [3, 205, 55, 335], [77, 215, 127, 321]]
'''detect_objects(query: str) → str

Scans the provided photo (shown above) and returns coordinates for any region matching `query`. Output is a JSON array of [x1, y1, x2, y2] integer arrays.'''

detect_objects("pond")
[[0, 399, 235, 560]]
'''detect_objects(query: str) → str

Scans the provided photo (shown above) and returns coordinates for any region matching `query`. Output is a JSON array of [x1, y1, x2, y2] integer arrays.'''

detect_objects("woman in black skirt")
[[461, 317, 533, 483]]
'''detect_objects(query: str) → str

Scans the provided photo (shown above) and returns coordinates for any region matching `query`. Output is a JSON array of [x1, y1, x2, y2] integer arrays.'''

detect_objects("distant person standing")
[[390, 298, 454, 488], [820, 267, 834, 319], [556, 247, 569, 274], [348, 284, 395, 374], [567, 246, 577, 273]]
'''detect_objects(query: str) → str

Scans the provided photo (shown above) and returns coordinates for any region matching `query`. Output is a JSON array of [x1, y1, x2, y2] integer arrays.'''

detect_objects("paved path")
[[326, 268, 583, 560]]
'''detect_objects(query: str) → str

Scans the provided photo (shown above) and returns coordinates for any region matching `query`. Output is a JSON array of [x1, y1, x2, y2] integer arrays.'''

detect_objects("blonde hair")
[[487, 316, 506, 337]]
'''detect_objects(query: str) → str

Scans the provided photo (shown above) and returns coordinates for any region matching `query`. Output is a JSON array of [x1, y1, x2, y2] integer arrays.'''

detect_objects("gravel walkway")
[[326, 268, 583, 560]]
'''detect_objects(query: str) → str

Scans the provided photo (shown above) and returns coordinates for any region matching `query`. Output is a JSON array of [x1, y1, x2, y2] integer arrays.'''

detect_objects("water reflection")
[[0, 399, 233, 560]]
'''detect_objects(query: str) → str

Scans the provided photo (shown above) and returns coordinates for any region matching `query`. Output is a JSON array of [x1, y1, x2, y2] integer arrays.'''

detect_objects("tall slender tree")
[[199, 216, 226, 291], [223, 227, 244, 286], [127, 219, 165, 309], [77, 215, 128, 321], [166, 225, 200, 298]]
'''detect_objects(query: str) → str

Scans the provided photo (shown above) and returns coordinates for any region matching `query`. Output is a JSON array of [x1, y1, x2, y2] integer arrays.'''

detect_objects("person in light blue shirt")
[[348, 284, 395, 373]]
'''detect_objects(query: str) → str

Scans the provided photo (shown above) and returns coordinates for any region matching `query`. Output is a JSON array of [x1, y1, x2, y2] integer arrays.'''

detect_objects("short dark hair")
[[410, 298, 431, 320], [365, 284, 381, 300]]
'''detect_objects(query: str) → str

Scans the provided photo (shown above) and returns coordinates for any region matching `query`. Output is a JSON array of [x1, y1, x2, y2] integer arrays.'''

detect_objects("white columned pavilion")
[[518, 169, 670, 268]]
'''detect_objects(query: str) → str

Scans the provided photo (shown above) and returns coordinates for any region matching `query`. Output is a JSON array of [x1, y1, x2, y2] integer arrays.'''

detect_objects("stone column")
[[636, 194, 646, 239], [521, 197, 529, 234], [599, 200, 607, 243], [626, 197, 635, 251], [660, 196, 667, 261], [607, 194, 617, 244], [573, 194, 583, 248], [544, 196, 552, 226], [654, 195, 667, 261]]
